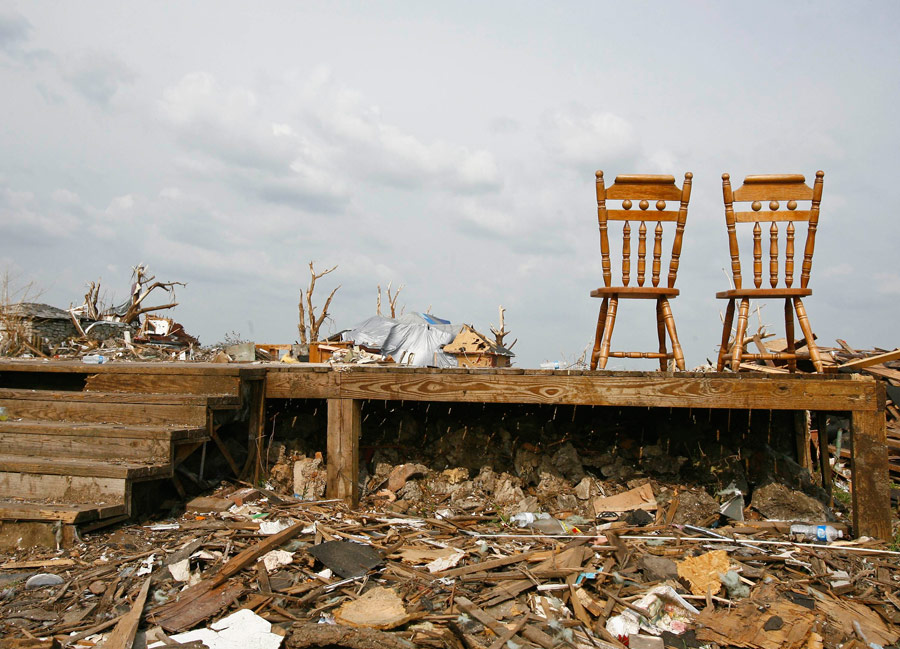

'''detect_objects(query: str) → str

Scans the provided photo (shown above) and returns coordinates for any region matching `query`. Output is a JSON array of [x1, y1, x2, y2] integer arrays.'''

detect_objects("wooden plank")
[[0, 419, 201, 440], [851, 409, 892, 539], [0, 455, 169, 479], [838, 348, 900, 371], [0, 428, 170, 462], [1, 557, 76, 569], [0, 501, 121, 523], [265, 368, 340, 399], [0, 398, 207, 426], [0, 472, 126, 503], [85, 373, 240, 396], [455, 596, 555, 649], [96, 577, 150, 649], [152, 580, 244, 633], [0, 388, 236, 406], [0, 360, 249, 375], [150, 521, 304, 631], [335, 371, 879, 411], [327, 398, 360, 507], [862, 366, 900, 381]]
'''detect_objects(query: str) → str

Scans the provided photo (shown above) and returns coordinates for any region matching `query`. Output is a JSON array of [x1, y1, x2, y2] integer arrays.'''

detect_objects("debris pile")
[[0, 264, 200, 362], [739, 337, 900, 480], [1, 476, 898, 649]]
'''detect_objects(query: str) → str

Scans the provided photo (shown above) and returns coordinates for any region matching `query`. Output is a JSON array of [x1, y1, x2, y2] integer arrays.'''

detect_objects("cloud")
[[540, 108, 636, 169], [874, 272, 900, 296], [157, 70, 503, 213], [821, 262, 852, 278], [0, 8, 51, 66], [159, 72, 349, 212], [61, 50, 135, 106], [0, 9, 30, 55], [0, 183, 80, 242], [302, 67, 502, 193]]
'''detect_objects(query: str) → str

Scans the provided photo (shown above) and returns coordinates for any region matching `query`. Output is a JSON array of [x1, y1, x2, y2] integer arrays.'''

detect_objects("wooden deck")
[[265, 365, 890, 539], [0, 360, 890, 539]]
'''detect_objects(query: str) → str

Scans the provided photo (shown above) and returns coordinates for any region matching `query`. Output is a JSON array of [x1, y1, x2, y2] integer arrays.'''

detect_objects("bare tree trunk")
[[386, 282, 403, 318], [299, 262, 340, 343], [490, 305, 516, 350]]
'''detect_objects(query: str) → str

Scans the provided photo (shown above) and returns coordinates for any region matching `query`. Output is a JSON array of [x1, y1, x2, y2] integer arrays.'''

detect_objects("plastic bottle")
[[789, 524, 843, 542], [540, 361, 562, 370], [510, 512, 580, 534], [82, 354, 105, 364]]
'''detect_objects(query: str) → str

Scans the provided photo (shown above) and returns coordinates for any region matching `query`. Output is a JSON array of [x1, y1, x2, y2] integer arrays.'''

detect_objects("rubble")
[[1, 434, 898, 649]]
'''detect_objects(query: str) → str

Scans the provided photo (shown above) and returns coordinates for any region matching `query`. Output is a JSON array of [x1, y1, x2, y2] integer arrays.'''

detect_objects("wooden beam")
[[327, 398, 360, 507], [265, 367, 339, 399], [851, 408, 892, 539], [838, 348, 900, 371], [336, 370, 879, 411]]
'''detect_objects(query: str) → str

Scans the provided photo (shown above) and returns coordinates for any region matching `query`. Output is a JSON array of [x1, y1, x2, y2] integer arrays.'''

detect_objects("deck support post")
[[244, 378, 266, 485], [850, 407, 891, 539], [327, 398, 360, 507], [815, 412, 832, 501], [794, 410, 812, 472]]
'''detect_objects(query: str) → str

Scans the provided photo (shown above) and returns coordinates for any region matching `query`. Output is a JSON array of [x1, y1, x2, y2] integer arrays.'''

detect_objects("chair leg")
[[596, 296, 618, 370], [660, 297, 685, 371], [590, 298, 609, 371], [793, 297, 824, 372], [784, 298, 797, 372], [656, 299, 667, 371], [717, 300, 736, 371], [731, 298, 751, 371]]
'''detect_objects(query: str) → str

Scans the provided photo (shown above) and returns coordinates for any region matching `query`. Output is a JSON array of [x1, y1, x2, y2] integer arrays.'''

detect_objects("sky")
[[1, 1, 898, 368]]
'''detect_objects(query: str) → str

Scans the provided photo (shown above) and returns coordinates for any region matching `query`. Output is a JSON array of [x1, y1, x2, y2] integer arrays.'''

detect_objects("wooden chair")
[[716, 171, 825, 372], [590, 171, 692, 371]]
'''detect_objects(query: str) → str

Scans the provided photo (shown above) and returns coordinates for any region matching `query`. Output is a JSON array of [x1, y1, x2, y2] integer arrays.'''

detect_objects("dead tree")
[[490, 305, 516, 350], [70, 264, 184, 327], [376, 281, 404, 318], [120, 264, 185, 324], [298, 262, 340, 344]]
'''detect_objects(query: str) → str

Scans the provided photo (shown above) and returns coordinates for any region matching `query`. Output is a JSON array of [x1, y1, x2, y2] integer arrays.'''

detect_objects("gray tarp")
[[342, 313, 462, 367]]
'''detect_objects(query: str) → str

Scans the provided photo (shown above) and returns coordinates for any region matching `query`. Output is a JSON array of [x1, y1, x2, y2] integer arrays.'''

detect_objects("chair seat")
[[715, 288, 812, 299], [591, 286, 679, 298]]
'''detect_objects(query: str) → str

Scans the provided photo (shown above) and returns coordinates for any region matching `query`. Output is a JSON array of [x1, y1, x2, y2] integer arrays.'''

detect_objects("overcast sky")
[[1, 2, 898, 367]]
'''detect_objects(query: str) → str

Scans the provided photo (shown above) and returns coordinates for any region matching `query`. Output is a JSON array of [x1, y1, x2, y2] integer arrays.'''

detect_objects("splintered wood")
[[1, 486, 899, 649]]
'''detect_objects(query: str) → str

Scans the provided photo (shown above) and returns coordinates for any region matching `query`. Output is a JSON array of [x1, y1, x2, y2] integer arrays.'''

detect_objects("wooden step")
[[0, 500, 127, 523], [0, 454, 171, 479], [0, 388, 238, 406], [85, 372, 242, 396], [0, 389, 229, 426], [0, 471, 128, 505], [0, 420, 206, 462]]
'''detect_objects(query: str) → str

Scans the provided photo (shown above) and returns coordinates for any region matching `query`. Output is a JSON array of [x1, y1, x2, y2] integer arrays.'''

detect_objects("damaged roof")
[[443, 323, 515, 357], [0, 302, 72, 320]]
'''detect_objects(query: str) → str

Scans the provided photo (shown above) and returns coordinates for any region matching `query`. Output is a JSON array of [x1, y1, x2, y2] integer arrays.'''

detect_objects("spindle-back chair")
[[715, 171, 825, 372], [590, 171, 692, 371]]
